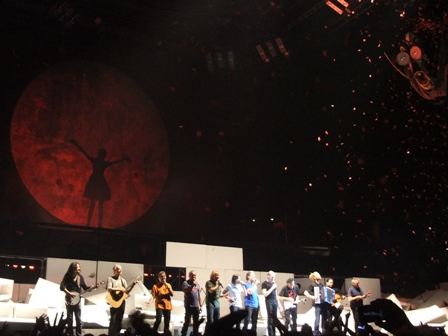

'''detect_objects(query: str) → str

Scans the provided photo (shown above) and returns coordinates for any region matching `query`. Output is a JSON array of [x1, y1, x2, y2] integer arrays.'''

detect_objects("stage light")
[[396, 52, 410, 66], [337, 0, 349, 7], [13, 264, 18, 268], [21, 265, 26, 269], [206, 54, 214, 72], [29, 265, 35, 270], [144, 272, 149, 277], [410, 45, 422, 60], [266, 41, 277, 57], [206, 51, 235, 72], [256, 45, 268, 61], [326, 1, 343, 15], [217, 52, 224, 68], [275, 38, 287, 55], [228, 52, 235, 71]]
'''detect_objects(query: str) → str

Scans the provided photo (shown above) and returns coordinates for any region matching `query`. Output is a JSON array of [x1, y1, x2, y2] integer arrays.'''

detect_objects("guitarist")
[[107, 264, 138, 336], [60, 262, 95, 336], [278, 278, 301, 332], [347, 278, 372, 331], [325, 278, 344, 333]]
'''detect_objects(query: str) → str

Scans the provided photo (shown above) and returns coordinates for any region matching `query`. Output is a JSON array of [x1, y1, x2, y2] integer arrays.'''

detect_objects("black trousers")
[[108, 301, 125, 336], [66, 303, 82, 336], [285, 307, 297, 332], [154, 308, 171, 332], [243, 306, 259, 331], [181, 306, 200, 336]]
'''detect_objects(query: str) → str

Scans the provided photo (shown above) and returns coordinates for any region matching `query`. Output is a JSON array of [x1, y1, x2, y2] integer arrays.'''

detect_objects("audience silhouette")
[[0, 299, 444, 336]]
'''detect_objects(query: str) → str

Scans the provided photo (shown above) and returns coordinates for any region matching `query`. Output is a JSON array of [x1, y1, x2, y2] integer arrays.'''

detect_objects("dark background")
[[1, 0, 448, 298]]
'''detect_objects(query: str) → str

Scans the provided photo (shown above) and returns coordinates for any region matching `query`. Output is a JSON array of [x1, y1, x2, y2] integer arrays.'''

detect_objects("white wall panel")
[[166, 242, 207, 268], [205, 245, 243, 270]]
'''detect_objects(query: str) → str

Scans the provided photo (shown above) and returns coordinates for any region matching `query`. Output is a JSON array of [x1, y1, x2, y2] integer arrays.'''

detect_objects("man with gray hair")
[[262, 270, 278, 336]]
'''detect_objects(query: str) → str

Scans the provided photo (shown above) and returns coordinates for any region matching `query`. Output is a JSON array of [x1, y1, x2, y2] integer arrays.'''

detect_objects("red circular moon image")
[[10, 60, 170, 229]]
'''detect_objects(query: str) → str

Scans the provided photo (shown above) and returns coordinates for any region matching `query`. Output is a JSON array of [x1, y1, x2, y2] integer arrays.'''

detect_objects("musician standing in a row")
[[205, 270, 222, 328], [242, 271, 260, 332], [304, 271, 327, 336], [107, 264, 138, 336], [348, 278, 372, 331], [325, 278, 343, 333], [278, 278, 300, 332], [181, 270, 202, 336], [148, 271, 174, 334], [262, 270, 278, 336], [222, 274, 245, 329], [60, 262, 95, 336]]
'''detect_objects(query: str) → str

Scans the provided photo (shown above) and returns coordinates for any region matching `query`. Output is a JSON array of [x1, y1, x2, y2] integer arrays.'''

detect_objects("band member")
[[181, 270, 202, 336], [242, 271, 260, 333], [325, 278, 343, 333], [60, 262, 95, 336], [147, 271, 174, 334], [205, 270, 222, 328], [107, 264, 138, 336], [304, 271, 327, 336], [262, 270, 278, 336], [348, 278, 372, 331], [278, 278, 301, 332], [222, 274, 244, 329]]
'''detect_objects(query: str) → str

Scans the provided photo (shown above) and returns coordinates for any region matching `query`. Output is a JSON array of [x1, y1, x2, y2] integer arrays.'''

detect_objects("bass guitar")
[[106, 276, 142, 308], [66, 281, 106, 306]]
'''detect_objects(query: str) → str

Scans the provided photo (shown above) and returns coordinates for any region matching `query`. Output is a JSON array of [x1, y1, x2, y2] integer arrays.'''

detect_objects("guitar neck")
[[126, 278, 140, 292]]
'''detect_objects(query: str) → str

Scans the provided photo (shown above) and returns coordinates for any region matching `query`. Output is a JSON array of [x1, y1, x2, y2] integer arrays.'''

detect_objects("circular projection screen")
[[10, 60, 170, 229]]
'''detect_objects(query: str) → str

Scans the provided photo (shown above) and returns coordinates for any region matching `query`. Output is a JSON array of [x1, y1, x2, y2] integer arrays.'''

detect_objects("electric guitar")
[[66, 281, 106, 306], [283, 297, 307, 310], [106, 276, 142, 308]]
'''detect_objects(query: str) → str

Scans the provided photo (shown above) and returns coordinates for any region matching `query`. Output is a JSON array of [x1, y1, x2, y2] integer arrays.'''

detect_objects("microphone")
[[218, 281, 223, 288]]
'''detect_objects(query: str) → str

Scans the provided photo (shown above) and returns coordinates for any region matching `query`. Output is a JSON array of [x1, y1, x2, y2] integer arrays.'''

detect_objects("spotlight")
[[410, 45, 422, 60], [396, 52, 410, 66]]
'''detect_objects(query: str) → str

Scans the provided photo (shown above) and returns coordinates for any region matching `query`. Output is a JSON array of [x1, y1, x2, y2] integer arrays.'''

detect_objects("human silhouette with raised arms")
[[70, 139, 130, 228]]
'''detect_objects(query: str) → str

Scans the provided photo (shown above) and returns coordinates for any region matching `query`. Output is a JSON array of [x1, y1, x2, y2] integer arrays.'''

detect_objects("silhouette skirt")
[[84, 174, 111, 201]]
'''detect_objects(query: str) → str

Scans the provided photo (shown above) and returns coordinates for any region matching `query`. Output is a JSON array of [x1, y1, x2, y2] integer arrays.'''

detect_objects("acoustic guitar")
[[66, 281, 106, 306], [332, 293, 346, 308], [106, 276, 142, 308]]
